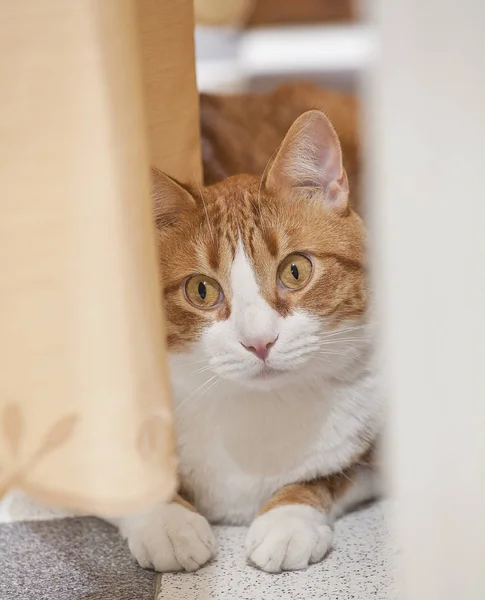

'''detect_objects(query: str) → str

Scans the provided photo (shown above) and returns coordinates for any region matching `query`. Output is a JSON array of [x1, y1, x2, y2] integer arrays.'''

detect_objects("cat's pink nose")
[[241, 336, 278, 361]]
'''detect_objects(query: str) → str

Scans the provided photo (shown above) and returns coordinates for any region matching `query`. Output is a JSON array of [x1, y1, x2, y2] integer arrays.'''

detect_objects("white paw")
[[120, 502, 216, 572], [245, 505, 332, 573]]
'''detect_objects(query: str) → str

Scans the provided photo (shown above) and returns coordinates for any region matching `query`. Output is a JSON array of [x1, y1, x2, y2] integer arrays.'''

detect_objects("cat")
[[114, 83, 383, 574]]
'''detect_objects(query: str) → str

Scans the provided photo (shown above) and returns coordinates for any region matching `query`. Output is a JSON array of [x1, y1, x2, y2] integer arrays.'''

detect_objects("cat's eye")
[[184, 275, 223, 309], [278, 253, 313, 290]]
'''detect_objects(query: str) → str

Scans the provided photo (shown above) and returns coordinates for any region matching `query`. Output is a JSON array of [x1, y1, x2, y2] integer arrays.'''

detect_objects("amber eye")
[[278, 253, 313, 290], [184, 275, 222, 309]]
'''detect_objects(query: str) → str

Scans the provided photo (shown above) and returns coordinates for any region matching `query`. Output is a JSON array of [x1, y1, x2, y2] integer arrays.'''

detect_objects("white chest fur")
[[170, 357, 382, 525]]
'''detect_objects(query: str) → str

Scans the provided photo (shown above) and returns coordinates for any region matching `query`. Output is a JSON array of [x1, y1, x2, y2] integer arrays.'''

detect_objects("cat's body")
[[115, 83, 382, 574], [173, 351, 380, 526]]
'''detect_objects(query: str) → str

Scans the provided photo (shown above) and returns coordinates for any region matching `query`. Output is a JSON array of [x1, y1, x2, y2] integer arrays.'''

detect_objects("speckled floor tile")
[[0, 517, 157, 600], [158, 501, 400, 600]]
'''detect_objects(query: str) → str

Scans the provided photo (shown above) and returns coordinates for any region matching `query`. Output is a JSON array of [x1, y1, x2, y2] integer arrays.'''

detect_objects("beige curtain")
[[0, 0, 200, 517]]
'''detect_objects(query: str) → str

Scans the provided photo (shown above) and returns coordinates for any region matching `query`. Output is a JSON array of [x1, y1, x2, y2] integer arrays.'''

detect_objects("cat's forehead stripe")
[[203, 179, 278, 266]]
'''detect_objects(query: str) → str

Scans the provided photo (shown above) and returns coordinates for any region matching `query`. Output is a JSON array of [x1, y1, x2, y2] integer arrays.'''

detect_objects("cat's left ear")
[[151, 167, 197, 228], [264, 110, 349, 214]]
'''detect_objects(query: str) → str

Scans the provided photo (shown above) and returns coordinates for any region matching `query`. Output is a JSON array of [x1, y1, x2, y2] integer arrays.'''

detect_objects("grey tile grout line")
[[154, 572, 163, 600]]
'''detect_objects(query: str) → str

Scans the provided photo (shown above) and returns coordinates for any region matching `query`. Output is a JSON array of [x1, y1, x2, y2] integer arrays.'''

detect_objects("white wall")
[[369, 1, 485, 599]]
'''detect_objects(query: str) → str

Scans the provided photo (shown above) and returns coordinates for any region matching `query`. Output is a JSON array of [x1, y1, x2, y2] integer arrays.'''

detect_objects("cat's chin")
[[230, 368, 296, 392]]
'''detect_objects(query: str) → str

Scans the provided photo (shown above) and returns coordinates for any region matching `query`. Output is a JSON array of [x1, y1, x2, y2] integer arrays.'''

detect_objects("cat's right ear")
[[151, 167, 196, 228]]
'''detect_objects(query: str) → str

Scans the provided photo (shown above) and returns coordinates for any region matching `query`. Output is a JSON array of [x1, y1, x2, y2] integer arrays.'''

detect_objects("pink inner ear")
[[266, 111, 348, 208], [301, 116, 344, 190], [326, 171, 349, 206]]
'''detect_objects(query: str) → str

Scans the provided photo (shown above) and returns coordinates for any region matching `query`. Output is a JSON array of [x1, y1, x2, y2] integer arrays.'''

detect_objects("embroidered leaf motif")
[[2, 403, 23, 456], [36, 415, 79, 459]]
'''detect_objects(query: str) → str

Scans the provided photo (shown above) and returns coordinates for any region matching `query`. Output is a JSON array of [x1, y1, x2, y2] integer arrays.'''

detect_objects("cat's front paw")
[[245, 505, 332, 573], [122, 502, 216, 572]]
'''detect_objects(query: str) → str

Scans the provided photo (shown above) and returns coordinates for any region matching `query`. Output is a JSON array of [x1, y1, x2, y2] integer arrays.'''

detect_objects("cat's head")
[[154, 110, 369, 391]]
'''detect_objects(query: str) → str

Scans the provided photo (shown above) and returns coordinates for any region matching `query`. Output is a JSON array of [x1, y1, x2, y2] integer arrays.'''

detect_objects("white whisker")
[[177, 376, 222, 421], [319, 325, 367, 339], [257, 144, 280, 231], [182, 357, 209, 368], [175, 374, 218, 415], [196, 179, 215, 244], [187, 364, 215, 378], [315, 350, 349, 357], [316, 338, 369, 346]]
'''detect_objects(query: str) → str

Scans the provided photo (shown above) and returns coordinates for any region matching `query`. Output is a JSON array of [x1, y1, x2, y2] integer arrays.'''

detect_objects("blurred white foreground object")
[[370, 1, 485, 599]]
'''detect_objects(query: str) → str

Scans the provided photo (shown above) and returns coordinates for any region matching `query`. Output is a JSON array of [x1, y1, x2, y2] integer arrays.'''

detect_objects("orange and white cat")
[[115, 85, 383, 573]]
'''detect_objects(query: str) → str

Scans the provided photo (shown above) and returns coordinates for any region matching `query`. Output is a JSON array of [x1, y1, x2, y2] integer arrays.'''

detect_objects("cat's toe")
[[126, 503, 216, 572], [245, 505, 332, 573]]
